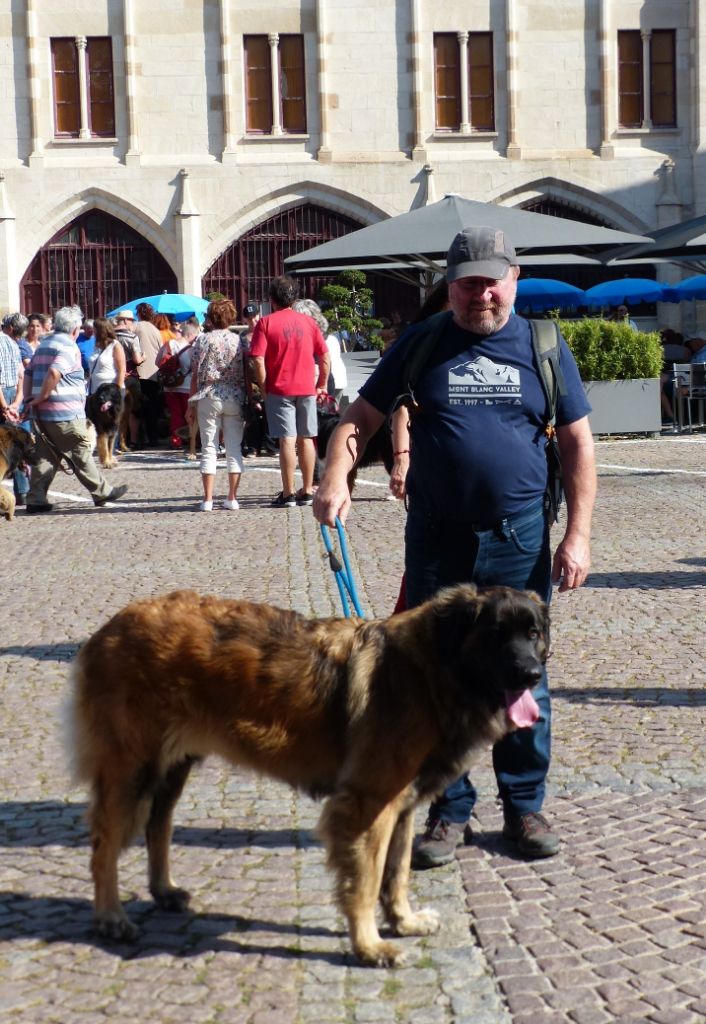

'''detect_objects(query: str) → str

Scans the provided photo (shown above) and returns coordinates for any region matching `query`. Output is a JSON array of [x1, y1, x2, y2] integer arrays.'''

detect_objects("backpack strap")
[[529, 319, 567, 525], [390, 310, 454, 415], [529, 319, 567, 436]]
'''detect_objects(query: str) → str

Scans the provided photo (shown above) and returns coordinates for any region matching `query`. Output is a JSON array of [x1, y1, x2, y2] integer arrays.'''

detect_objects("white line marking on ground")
[[597, 463, 706, 477]]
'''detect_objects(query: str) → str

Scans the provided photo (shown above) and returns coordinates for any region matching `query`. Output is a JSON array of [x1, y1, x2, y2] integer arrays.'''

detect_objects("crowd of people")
[[0, 277, 358, 513]]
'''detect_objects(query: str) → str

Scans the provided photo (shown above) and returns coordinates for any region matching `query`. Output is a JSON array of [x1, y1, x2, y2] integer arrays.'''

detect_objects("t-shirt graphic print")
[[449, 355, 522, 406]]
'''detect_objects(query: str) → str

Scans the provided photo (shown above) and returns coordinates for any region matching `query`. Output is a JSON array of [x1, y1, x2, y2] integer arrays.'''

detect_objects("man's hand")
[[311, 395, 385, 528], [551, 534, 590, 592], [312, 475, 352, 528], [554, 415, 596, 594]]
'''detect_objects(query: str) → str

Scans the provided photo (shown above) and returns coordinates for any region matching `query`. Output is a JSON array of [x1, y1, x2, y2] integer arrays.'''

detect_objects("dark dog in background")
[[117, 377, 141, 453], [0, 423, 38, 520], [86, 383, 123, 469], [316, 404, 394, 492]]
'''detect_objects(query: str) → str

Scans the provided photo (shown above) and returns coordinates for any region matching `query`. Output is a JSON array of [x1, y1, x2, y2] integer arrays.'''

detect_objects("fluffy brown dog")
[[0, 423, 37, 520], [68, 583, 548, 966]]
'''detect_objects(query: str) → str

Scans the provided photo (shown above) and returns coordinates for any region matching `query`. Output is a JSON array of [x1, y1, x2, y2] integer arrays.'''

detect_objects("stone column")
[[0, 174, 19, 312], [268, 32, 282, 135], [26, 0, 44, 165], [457, 31, 471, 134], [641, 30, 652, 129], [505, 0, 521, 158], [316, 0, 332, 161], [123, 0, 140, 164], [75, 37, 91, 139], [691, 0, 705, 157], [174, 170, 202, 297], [599, 0, 615, 158], [219, 0, 237, 159]]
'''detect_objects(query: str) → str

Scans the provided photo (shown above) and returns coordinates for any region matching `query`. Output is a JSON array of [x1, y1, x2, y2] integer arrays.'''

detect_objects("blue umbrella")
[[515, 278, 586, 312], [583, 278, 666, 307], [106, 293, 210, 322], [662, 275, 706, 301]]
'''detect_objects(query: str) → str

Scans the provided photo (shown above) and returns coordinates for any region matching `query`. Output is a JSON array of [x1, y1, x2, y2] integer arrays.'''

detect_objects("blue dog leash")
[[319, 517, 365, 618]]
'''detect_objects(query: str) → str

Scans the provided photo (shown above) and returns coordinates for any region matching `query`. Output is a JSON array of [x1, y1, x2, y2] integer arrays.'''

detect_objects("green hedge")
[[557, 318, 663, 382]]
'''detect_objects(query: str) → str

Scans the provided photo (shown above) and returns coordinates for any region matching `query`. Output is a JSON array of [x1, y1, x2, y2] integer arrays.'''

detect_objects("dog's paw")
[[393, 907, 440, 937], [356, 940, 408, 968], [96, 912, 139, 943], [150, 884, 191, 913]]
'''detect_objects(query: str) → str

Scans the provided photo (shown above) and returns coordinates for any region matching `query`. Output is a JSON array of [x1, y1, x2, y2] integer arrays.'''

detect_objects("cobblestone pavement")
[[1, 434, 705, 1023]]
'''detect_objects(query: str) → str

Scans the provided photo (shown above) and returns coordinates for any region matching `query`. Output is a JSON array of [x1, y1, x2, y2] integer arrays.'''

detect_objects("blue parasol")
[[662, 275, 706, 302], [515, 278, 586, 312], [583, 278, 666, 308], [106, 293, 210, 322]]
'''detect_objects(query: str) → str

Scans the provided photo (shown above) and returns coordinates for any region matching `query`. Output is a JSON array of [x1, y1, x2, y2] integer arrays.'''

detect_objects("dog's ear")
[[431, 584, 482, 658]]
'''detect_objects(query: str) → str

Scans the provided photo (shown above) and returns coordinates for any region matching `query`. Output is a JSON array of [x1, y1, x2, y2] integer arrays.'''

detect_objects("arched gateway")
[[20, 211, 177, 318], [203, 202, 418, 317]]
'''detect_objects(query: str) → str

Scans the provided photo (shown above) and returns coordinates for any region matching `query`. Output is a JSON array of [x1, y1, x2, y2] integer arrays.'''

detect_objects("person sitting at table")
[[659, 329, 690, 425], [685, 337, 706, 363]]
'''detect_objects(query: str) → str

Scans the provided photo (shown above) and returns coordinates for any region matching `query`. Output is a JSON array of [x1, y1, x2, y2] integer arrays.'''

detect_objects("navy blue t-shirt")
[[360, 313, 590, 524]]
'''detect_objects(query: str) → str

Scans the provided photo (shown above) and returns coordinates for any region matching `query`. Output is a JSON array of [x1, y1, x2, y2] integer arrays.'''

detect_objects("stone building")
[[0, 0, 701, 327]]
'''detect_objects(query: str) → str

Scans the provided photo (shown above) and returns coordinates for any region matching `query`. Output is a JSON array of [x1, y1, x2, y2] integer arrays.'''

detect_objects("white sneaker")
[[199, 500, 213, 512], [223, 499, 239, 510]]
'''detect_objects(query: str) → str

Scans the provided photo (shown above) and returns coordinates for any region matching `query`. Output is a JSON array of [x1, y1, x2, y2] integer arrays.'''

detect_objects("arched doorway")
[[21, 211, 177, 318], [202, 202, 418, 317], [519, 196, 657, 295]]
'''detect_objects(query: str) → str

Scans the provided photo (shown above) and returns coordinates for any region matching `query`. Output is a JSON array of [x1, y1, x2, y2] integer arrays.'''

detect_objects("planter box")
[[584, 378, 661, 435]]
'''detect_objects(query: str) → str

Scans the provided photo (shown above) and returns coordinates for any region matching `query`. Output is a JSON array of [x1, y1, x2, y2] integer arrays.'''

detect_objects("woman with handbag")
[[156, 318, 196, 451], [185, 299, 247, 511]]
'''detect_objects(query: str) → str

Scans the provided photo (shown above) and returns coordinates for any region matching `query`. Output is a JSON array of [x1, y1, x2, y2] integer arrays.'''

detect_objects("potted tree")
[[318, 270, 383, 351], [558, 317, 663, 435]]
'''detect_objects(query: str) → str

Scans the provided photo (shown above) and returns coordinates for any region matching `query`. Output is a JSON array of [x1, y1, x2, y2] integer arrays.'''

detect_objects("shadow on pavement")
[[0, 643, 79, 662], [0, 891, 348, 964], [585, 570, 705, 589], [552, 686, 706, 705], [0, 800, 321, 850]]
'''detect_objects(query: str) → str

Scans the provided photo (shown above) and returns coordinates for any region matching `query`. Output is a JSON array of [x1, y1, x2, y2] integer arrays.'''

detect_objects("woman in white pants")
[[186, 298, 247, 511]]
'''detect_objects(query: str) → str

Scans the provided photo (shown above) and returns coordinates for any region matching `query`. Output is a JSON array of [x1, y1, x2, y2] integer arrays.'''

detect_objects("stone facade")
[[0, 0, 702, 325]]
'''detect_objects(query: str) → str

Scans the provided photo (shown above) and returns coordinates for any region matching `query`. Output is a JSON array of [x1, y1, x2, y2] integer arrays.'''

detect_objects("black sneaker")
[[26, 502, 53, 514], [271, 491, 296, 508], [411, 817, 471, 869], [503, 812, 560, 859], [296, 490, 314, 506], [93, 484, 129, 507]]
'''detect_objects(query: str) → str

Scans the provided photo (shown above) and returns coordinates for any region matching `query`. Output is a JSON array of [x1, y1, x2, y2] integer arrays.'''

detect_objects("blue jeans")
[[1, 386, 30, 497], [405, 496, 552, 824]]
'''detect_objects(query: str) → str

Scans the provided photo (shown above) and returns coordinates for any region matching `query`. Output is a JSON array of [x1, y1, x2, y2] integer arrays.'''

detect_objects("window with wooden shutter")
[[468, 32, 494, 131], [244, 35, 273, 133], [434, 34, 461, 130], [618, 31, 643, 128], [87, 38, 115, 136], [51, 38, 81, 136], [279, 35, 306, 133], [51, 37, 115, 138], [650, 29, 676, 127]]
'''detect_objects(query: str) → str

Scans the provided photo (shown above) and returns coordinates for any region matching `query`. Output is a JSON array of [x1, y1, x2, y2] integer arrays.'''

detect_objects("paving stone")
[[2, 439, 706, 1022]]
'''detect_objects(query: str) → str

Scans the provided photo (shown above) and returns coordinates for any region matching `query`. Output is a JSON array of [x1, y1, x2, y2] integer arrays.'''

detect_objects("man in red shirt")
[[250, 276, 330, 507]]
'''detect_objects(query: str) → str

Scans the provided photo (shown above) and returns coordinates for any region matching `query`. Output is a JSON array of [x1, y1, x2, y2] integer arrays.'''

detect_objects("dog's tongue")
[[505, 688, 540, 728]]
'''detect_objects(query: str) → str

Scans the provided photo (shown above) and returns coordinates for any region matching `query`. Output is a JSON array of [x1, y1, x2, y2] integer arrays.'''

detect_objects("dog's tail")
[[63, 654, 92, 789], [64, 648, 153, 849]]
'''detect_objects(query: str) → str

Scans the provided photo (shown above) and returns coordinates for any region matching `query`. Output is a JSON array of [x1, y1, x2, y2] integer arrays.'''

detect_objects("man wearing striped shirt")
[[24, 305, 128, 513]]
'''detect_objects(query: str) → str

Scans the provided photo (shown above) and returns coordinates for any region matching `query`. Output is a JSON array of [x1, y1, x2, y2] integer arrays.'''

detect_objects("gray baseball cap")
[[446, 226, 519, 282]]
